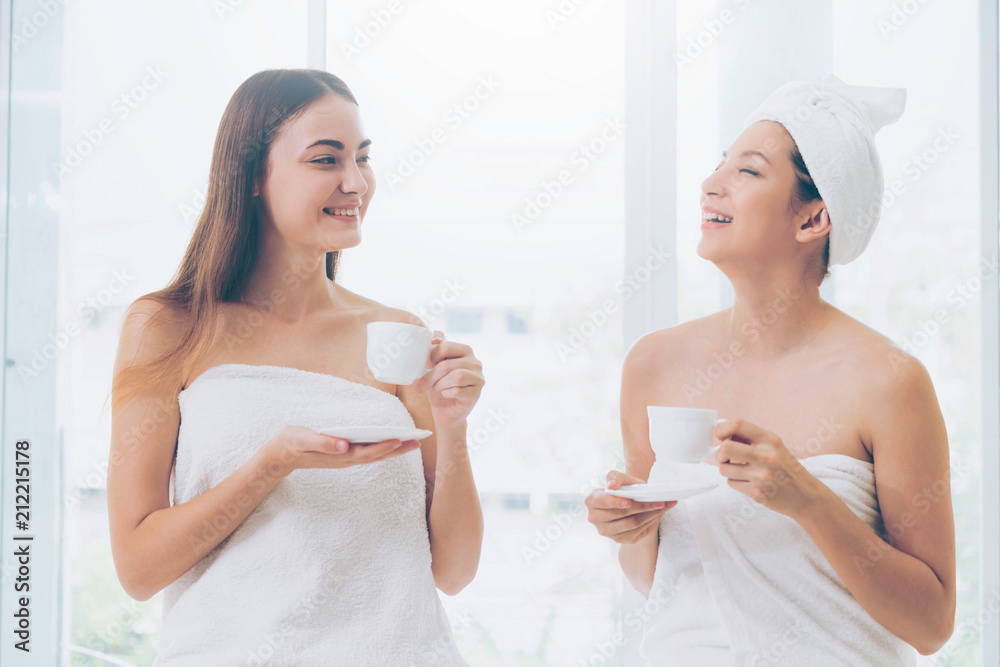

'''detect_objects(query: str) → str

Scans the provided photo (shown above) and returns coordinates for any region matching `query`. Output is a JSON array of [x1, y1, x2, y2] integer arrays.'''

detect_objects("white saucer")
[[604, 463, 723, 502], [317, 426, 433, 444]]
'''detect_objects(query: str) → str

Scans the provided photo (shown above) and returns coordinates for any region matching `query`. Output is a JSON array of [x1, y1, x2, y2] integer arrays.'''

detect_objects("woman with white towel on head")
[[107, 69, 483, 666], [586, 74, 956, 666]]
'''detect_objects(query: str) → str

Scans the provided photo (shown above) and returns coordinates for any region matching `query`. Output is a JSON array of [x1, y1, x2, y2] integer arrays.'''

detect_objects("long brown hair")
[[111, 69, 358, 412]]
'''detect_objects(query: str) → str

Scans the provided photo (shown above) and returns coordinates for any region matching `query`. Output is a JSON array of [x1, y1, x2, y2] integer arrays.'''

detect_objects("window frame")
[[0, 1, 995, 663]]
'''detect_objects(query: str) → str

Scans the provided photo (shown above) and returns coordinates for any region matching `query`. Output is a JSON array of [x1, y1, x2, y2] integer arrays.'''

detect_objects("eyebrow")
[[721, 149, 771, 164], [305, 138, 372, 151]]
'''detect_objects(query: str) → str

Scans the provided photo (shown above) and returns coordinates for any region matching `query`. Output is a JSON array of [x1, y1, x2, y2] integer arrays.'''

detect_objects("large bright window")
[[324, 3, 627, 663], [0, 1, 996, 666]]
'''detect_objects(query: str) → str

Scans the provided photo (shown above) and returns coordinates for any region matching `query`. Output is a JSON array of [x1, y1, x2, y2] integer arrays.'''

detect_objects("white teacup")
[[366, 322, 435, 385], [647, 406, 727, 474]]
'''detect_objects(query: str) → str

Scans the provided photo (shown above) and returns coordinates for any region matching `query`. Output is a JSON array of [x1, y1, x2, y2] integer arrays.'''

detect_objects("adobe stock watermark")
[[556, 245, 671, 361], [531, 450, 629, 567], [720, 416, 843, 530], [338, 0, 410, 62], [17, 268, 135, 383], [521, 500, 586, 566], [929, 589, 1000, 664], [748, 618, 810, 666], [888, 252, 996, 370], [85, 599, 147, 656], [563, 543, 686, 665], [420, 608, 473, 663], [212, 0, 246, 19], [221, 254, 330, 352], [179, 181, 208, 225], [543, 0, 590, 30], [11, 0, 67, 53], [384, 75, 501, 192], [413, 277, 467, 326], [332, 277, 469, 384], [512, 115, 626, 234], [52, 65, 168, 177], [852, 455, 969, 574], [877, 0, 931, 40], [844, 125, 958, 249], [397, 404, 510, 516], [681, 287, 798, 402], [63, 459, 111, 510], [674, 0, 753, 70], [242, 569, 351, 665]]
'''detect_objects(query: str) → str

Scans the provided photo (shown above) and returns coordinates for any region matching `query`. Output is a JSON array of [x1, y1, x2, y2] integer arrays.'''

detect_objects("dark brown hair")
[[789, 144, 830, 283], [111, 69, 358, 412]]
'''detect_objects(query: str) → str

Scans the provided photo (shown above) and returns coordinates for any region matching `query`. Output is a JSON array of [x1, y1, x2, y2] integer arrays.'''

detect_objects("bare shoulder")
[[826, 307, 934, 391], [624, 311, 725, 377], [115, 295, 189, 373], [823, 308, 940, 446], [332, 284, 426, 329]]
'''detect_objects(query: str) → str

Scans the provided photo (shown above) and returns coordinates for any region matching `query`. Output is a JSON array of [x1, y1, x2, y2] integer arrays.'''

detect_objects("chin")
[[318, 231, 362, 251], [695, 239, 718, 262]]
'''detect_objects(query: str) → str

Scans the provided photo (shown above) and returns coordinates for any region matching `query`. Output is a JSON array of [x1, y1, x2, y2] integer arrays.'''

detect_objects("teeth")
[[326, 207, 360, 216], [702, 211, 733, 223]]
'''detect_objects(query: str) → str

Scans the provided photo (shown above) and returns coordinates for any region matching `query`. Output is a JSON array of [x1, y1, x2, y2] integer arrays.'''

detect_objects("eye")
[[358, 155, 371, 163], [739, 169, 758, 176], [311, 157, 336, 165]]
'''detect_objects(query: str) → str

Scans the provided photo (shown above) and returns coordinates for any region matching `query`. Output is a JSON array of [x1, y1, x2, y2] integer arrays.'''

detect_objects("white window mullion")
[[623, 1, 677, 664], [306, 0, 326, 69], [979, 0, 999, 662]]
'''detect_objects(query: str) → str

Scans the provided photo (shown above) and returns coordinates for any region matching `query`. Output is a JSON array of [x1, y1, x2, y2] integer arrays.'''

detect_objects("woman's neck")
[[723, 271, 830, 361], [242, 247, 338, 325]]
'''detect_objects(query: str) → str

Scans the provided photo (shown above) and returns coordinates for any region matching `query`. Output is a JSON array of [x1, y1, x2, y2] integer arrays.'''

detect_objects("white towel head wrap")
[[742, 73, 907, 266]]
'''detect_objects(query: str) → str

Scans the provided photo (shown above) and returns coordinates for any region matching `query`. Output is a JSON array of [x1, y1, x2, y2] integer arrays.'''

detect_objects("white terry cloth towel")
[[643, 455, 916, 667], [152, 363, 468, 667], [639, 499, 735, 666]]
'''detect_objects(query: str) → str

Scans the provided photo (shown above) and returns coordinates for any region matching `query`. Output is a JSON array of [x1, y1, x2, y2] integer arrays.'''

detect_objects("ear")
[[795, 203, 831, 244]]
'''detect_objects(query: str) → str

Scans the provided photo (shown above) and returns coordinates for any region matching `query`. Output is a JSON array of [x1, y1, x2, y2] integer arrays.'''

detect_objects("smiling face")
[[697, 120, 826, 272], [254, 94, 375, 253]]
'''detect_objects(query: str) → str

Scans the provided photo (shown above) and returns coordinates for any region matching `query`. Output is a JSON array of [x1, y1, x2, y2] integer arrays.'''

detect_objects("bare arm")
[[586, 331, 677, 598], [616, 333, 670, 597], [108, 300, 411, 601], [796, 354, 956, 654], [713, 352, 956, 655], [107, 299, 286, 601], [400, 327, 484, 596]]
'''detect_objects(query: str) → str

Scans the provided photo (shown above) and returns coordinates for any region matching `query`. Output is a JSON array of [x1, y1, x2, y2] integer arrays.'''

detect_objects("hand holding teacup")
[[366, 321, 484, 431], [646, 407, 728, 477]]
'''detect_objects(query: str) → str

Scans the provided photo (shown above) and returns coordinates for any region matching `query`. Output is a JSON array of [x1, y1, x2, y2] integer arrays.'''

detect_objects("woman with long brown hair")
[[107, 69, 482, 665]]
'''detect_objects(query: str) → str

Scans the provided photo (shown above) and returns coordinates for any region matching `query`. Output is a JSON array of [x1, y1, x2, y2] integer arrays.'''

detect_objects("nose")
[[339, 159, 368, 197], [701, 166, 725, 201]]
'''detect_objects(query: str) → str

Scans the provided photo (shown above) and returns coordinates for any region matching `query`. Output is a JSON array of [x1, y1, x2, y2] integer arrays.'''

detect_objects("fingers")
[[600, 506, 670, 542], [300, 435, 349, 454], [714, 418, 769, 446], [349, 438, 419, 462], [586, 487, 674, 517], [718, 460, 753, 482], [416, 357, 482, 395], [714, 438, 756, 465], [427, 338, 470, 367], [366, 439, 422, 462], [605, 469, 643, 489], [312, 437, 419, 464], [413, 336, 482, 393]]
